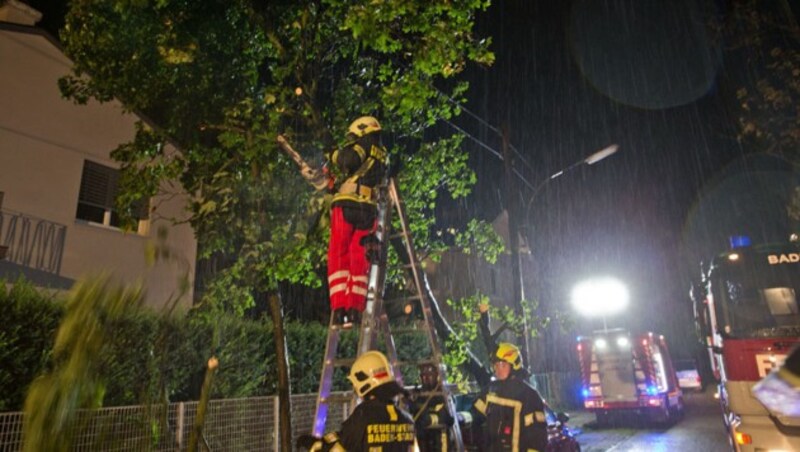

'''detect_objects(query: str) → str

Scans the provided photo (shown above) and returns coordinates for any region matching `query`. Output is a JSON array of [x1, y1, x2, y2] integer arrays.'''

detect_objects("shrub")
[[0, 279, 63, 411], [2, 282, 435, 411]]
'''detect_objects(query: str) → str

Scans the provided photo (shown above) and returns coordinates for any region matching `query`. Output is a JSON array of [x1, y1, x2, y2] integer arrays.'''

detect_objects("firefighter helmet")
[[346, 116, 382, 140], [348, 351, 394, 397], [494, 342, 523, 371]]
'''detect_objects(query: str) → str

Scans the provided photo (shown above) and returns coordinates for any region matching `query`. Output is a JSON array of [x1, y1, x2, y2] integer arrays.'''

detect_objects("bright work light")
[[570, 277, 629, 317]]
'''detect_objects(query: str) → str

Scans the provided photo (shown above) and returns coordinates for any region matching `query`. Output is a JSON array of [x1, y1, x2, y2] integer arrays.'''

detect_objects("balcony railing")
[[0, 208, 66, 275]]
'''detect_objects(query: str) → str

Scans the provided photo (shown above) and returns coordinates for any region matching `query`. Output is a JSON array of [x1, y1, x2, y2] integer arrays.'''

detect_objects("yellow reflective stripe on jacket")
[[524, 411, 544, 426], [324, 432, 339, 443], [486, 394, 522, 452], [352, 143, 367, 160], [333, 180, 375, 204], [369, 144, 387, 162], [474, 398, 487, 414], [387, 404, 398, 421]]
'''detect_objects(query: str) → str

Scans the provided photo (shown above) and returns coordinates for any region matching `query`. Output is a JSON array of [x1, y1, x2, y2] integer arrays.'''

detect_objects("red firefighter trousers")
[[327, 206, 375, 312]]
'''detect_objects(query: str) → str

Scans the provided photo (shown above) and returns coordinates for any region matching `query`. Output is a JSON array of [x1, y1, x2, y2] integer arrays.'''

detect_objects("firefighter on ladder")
[[327, 116, 388, 327], [297, 351, 418, 451], [468, 342, 547, 452]]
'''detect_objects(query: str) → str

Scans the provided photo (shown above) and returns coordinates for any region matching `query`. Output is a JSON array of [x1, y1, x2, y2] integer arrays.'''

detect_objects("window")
[[76, 160, 149, 234]]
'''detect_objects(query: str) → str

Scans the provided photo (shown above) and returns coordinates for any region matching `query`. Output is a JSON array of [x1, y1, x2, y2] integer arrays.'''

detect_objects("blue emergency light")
[[646, 385, 659, 396], [581, 388, 589, 398], [729, 235, 751, 249]]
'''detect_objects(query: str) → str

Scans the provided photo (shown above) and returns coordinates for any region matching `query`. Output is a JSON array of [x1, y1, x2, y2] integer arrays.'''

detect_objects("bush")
[[0, 279, 63, 411], [0, 283, 351, 411], [2, 282, 437, 411]]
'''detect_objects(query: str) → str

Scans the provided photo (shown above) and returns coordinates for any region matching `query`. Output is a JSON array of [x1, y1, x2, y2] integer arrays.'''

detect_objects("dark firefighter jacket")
[[329, 134, 387, 229], [409, 393, 454, 452], [311, 397, 416, 451], [472, 376, 548, 452]]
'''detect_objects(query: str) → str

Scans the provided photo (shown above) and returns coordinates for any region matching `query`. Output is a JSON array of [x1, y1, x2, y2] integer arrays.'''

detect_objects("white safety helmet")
[[346, 116, 382, 141], [348, 350, 394, 397]]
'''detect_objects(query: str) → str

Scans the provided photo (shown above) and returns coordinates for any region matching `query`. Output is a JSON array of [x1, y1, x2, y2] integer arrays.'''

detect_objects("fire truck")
[[576, 329, 684, 425], [691, 238, 800, 451]]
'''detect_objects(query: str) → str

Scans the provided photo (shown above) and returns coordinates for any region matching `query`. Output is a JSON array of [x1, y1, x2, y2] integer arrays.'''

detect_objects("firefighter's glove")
[[296, 434, 321, 451], [361, 234, 382, 264]]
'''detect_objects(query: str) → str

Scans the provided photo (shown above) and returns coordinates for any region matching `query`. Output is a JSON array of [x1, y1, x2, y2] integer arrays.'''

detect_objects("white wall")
[[0, 25, 197, 310]]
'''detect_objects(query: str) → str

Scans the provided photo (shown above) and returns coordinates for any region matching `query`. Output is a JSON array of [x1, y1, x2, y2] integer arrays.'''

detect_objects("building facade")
[[0, 3, 196, 309]]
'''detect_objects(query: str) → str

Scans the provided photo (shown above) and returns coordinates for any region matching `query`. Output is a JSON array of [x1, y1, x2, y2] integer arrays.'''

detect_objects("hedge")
[[0, 278, 431, 411]]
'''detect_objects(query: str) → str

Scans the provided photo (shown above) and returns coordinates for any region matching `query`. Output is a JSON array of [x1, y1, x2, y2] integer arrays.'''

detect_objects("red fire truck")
[[577, 329, 684, 425], [691, 238, 800, 451]]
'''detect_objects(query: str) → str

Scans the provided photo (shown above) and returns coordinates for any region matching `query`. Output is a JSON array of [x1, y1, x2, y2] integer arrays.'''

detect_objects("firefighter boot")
[[347, 308, 361, 326], [360, 234, 382, 264], [333, 309, 353, 329]]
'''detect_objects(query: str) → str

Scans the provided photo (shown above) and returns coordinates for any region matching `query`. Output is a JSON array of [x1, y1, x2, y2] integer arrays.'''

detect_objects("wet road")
[[574, 390, 731, 451]]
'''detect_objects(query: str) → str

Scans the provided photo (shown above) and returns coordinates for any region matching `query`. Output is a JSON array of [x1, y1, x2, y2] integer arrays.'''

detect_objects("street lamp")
[[511, 143, 618, 369], [570, 277, 630, 331], [525, 144, 619, 220]]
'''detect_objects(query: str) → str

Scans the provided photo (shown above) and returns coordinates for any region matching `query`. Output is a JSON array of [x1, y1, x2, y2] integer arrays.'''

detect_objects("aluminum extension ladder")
[[311, 177, 464, 451]]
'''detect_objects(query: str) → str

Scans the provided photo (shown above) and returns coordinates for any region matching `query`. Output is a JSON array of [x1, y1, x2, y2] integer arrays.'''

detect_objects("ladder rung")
[[331, 357, 356, 367], [389, 321, 431, 334], [386, 295, 422, 304], [394, 358, 437, 368], [408, 389, 450, 399], [321, 393, 353, 405]]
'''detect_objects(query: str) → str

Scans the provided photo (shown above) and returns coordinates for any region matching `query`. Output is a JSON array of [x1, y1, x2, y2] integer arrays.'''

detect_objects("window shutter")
[[79, 161, 119, 209]]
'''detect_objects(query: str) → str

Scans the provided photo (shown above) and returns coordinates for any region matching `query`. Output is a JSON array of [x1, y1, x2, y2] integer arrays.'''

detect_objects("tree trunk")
[[268, 292, 293, 451], [188, 357, 218, 452]]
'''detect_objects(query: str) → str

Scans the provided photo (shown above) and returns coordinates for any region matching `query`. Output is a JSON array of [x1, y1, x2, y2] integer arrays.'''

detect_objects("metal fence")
[[530, 371, 583, 409], [0, 392, 352, 452], [0, 373, 581, 451]]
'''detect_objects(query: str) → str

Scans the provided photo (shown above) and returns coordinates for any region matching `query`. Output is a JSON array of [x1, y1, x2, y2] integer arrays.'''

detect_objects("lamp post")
[[511, 143, 619, 369], [570, 277, 630, 332]]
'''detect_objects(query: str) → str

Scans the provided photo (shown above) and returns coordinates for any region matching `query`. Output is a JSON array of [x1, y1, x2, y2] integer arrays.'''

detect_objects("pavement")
[[565, 389, 731, 451]]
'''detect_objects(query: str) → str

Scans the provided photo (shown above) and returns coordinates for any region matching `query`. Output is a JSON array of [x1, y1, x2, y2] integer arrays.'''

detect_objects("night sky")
[[445, 0, 800, 364], [23, 0, 800, 365]]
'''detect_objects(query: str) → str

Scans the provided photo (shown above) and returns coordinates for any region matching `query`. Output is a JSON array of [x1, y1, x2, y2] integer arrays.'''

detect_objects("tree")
[[717, 0, 799, 159], [713, 0, 800, 225], [59, 0, 495, 448]]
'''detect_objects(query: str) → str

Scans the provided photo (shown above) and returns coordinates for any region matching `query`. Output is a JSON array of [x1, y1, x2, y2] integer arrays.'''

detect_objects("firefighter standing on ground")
[[327, 116, 388, 327], [471, 342, 547, 452], [297, 351, 417, 451], [409, 363, 456, 451]]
